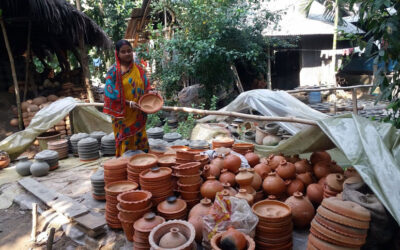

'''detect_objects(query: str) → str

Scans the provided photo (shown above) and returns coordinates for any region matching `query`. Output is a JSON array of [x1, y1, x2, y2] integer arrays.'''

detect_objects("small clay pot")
[[223, 154, 241, 173], [211, 156, 225, 170], [286, 179, 305, 196], [134, 212, 165, 233], [313, 161, 331, 179], [189, 198, 212, 219], [149, 220, 196, 250], [235, 189, 254, 206], [202, 164, 221, 178], [220, 227, 248, 250], [200, 176, 224, 200], [285, 192, 315, 228], [244, 152, 260, 167], [211, 230, 255, 250], [158, 227, 187, 248], [248, 168, 262, 191], [235, 168, 253, 186], [173, 162, 201, 175], [157, 196, 187, 217], [117, 190, 152, 211], [222, 183, 237, 196], [275, 160, 296, 179], [296, 172, 314, 187], [325, 173, 345, 192], [286, 154, 301, 164], [188, 215, 204, 243], [219, 169, 236, 187], [310, 151, 331, 165], [267, 154, 286, 170], [262, 172, 286, 196], [294, 159, 312, 173], [253, 163, 271, 178], [306, 183, 324, 205], [16, 156, 32, 176], [330, 161, 344, 174], [30, 159, 49, 177]]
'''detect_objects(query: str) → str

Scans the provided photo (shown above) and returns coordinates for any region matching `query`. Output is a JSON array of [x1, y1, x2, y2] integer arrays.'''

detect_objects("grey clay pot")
[[30, 159, 50, 177], [16, 156, 32, 176]]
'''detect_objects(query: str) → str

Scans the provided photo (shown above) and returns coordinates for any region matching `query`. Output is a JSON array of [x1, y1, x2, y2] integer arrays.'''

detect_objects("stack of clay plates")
[[91, 169, 106, 200], [90, 131, 107, 148], [47, 139, 69, 159], [140, 167, 174, 206], [189, 140, 209, 150], [308, 197, 370, 249], [147, 127, 164, 139], [101, 133, 116, 156], [78, 137, 99, 161], [127, 153, 158, 184], [34, 150, 59, 171], [70, 133, 89, 156], [163, 132, 182, 143]]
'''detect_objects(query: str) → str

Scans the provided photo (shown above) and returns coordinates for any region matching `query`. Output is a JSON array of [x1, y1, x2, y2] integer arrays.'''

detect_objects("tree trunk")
[[23, 20, 32, 101], [266, 46, 272, 90], [1, 18, 23, 129], [332, 0, 339, 86]]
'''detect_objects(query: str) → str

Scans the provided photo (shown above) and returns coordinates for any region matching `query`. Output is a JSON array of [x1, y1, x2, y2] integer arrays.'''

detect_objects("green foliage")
[[163, 119, 171, 134], [210, 95, 218, 110], [176, 113, 196, 139], [146, 113, 162, 129]]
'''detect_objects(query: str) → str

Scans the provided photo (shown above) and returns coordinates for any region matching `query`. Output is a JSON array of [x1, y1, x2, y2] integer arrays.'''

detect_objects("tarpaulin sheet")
[[0, 97, 112, 160]]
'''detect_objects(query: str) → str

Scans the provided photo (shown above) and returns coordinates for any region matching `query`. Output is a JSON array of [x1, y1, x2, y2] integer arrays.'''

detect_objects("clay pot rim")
[[133, 213, 166, 233], [117, 201, 153, 214], [138, 92, 164, 114], [172, 162, 201, 171], [170, 145, 189, 151], [210, 230, 256, 250], [157, 154, 176, 164], [104, 181, 138, 195], [117, 190, 152, 205], [252, 200, 292, 221], [177, 179, 202, 187], [139, 167, 172, 181], [128, 153, 158, 167], [173, 170, 202, 178]]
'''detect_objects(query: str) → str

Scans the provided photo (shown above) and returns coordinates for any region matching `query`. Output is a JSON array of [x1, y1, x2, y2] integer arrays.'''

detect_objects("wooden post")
[[24, 20, 32, 101], [46, 228, 55, 250], [332, 0, 339, 87], [352, 88, 358, 115], [266, 46, 272, 89], [0, 17, 23, 129], [31, 203, 37, 242]]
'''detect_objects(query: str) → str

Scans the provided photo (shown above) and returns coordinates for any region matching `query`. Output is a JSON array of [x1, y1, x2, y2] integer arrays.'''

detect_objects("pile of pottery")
[[15, 156, 32, 176], [147, 127, 164, 139], [90, 131, 106, 148], [78, 137, 99, 161], [189, 140, 209, 150], [34, 150, 59, 170], [103, 158, 128, 185], [47, 139, 69, 159], [211, 227, 256, 250], [323, 173, 345, 198], [117, 190, 152, 241], [133, 212, 165, 249], [140, 167, 174, 206], [188, 198, 212, 243], [91, 169, 106, 200], [104, 181, 138, 229], [212, 138, 234, 149], [232, 143, 255, 155], [174, 162, 203, 206], [70, 133, 89, 156], [157, 196, 188, 220], [101, 133, 116, 156], [127, 153, 158, 183], [252, 200, 293, 249], [163, 132, 182, 143], [308, 197, 370, 249], [149, 220, 196, 250]]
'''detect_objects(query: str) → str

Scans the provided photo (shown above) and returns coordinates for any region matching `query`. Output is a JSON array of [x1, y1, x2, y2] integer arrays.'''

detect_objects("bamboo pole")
[[0, 17, 23, 129], [266, 46, 272, 90], [332, 0, 339, 86], [31, 203, 37, 242], [286, 84, 373, 93], [23, 20, 32, 101]]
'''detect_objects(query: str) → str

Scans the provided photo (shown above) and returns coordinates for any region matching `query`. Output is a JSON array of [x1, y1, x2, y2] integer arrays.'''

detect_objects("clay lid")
[[103, 157, 128, 168], [140, 167, 172, 181], [321, 197, 371, 222], [252, 200, 291, 221], [105, 181, 138, 195], [129, 153, 158, 167], [316, 206, 370, 229], [157, 196, 187, 215], [134, 212, 166, 233], [138, 93, 164, 114], [158, 154, 176, 164], [326, 173, 345, 192]]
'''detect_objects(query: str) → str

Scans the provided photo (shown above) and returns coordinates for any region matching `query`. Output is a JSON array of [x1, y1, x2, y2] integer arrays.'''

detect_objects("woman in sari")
[[103, 40, 152, 156]]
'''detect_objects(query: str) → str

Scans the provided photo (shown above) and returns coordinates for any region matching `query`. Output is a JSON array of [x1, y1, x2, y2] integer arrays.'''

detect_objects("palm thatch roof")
[[0, 0, 112, 58]]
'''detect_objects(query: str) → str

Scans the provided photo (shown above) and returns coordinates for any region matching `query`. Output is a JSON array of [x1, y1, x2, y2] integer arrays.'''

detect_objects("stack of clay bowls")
[[78, 137, 99, 161], [175, 150, 198, 165], [212, 137, 235, 149], [104, 181, 139, 229], [252, 200, 293, 249], [140, 167, 174, 206], [34, 150, 59, 170], [323, 173, 345, 198], [308, 197, 370, 249], [91, 169, 106, 200], [149, 220, 196, 250], [148, 139, 169, 156], [147, 127, 164, 139], [90, 131, 107, 148], [103, 157, 128, 185], [117, 190, 153, 241], [101, 133, 116, 156], [157, 154, 176, 168], [189, 140, 210, 150], [163, 132, 182, 143], [232, 143, 255, 155], [127, 153, 158, 184], [70, 133, 89, 156], [133, 212, 165, 250], [173, 162, 202, 208], [47, 139, 69, 159]]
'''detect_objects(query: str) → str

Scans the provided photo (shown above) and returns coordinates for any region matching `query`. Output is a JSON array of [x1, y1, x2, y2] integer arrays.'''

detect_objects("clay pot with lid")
[[140, 166, 172, 182], [211, 230, 255, 250], [220, 227, 247, 250], [267, 154, 286, 170], [223, 154, 241, 173], [296, 172, 314, 187], [286, 179, 305, 196], [189, 198, 212, 219], [219, 169, 236, 187], [202, 164, 221, 178], [222, 183, 237, 196], [276, 160, 296, 179], [211, 156, 225, 171], [244, 152, 260, 167], [235, 189, 254, 206], [235, 168, 253, 186], [285, 192, 315, 228], [294, 159, 312, 174], [306, 183, 323, 205], [200, 176, 224, 200], [325, 173, 345, 192], [149, 220, 196, 250], [157, 196, 187, 219], [313, 161, 331, 179], [253, 162, 271, 178], [262, 172, 286, 196], [134, 212, 165, 233], [248, 168, 262, 191], [158, 227, 187, 248]]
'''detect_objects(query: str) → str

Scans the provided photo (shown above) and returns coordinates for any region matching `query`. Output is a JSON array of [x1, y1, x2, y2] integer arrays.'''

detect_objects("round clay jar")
[[16, 156, 32, 176], [30, 159, 50, 177], [285, 192, 315, 228]]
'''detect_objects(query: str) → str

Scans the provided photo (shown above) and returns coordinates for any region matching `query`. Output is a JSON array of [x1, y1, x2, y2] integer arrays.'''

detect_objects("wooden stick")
[[286, 84, 373, 93], [46, 228, 55, 250], [1, 18, 23, 130], [23, 20, 32, 101], [31, 203, 38, 242], [352, 88, 358, 115]]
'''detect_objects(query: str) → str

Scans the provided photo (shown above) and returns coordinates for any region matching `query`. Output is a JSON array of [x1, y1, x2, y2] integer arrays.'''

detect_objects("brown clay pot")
[[313, 161, 331, 179], [253, 163, 271, 178], [189, 198, 212, 219], [223, 154, 241, 173], [172, 162, 201, 175], [267, 154, 286, 170], [134, 212, 165, 233], [310, 151, 331, 165], [117, 190, 152, 211], [275, 160, 296, 179], [200, 176, 224, 200], [254, 190, 265, 203], [235, 168, 253, 186], [294, 159, 312, 173], [306, 183, 324, 205], [211, 156, 225, 171], [158, 227, 187, 248], [219, 169, 236, 187], [220, 227, 247, 250], [239, 185, 256, 198], [286, 154, 301, 164], [286, 179, 305, 196], [244, 152, 260, 167], [262, 172, 286, 196], [330, 161, 344, 174], [188, 215, 204, 243], [157, 196, 187, 217], [248, 168, 262, 191], [149, 220, 196, 250], [235, 189, 254, 206], [296, 172, 314, 187], [211, 231, 255, 250], [285, 192, 315, 228], [325, 173, 345, 192], [202, 164, 221, 178], [222, 183, 238, 196]]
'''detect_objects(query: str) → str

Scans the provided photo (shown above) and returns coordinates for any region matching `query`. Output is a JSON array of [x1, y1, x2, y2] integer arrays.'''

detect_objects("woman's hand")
[[127, 100, 140, 109]]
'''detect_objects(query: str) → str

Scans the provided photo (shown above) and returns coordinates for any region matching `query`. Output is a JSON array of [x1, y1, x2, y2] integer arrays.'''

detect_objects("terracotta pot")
[[235, 168, 253, 186], [176, 171, 202, 184], [267, 154, 286, 170], [140, 167, 172, 182], [157, 196, 187, 217], [286, 179, 305, 196], [176, 150, 197, 161], [285, 192, 315, 228], [117, 190, 152, 211], [134, 212, 165, 233], [105, 181, 139, 196], [222, 183, 237, 196], [177, 179, 202, 192], [244, 152, 260, 167], [149, 220, 196, 250], [286, 154, 301, 164], [248, 168, 262, 191], [219, 169, 236, 187], [296, 172, 314, 187], [188, 198, 212, 219], [173, 162, 201, 175], [211, 231, 255, 250], [128, 153, 158, 168], [330, 161, 344, 174], [118, 213, 134, 241], [253, 163, 271, 178], [235, 189, 254, 206], [158, 227, 187, 248], [313, 161, 331, 179], [254, 190, 265, 203], [325, 173, 345, 192], [310, 151, 331, 165], [117, 203, 152, 222], [220, 227, 247, 250], [294, 159, 312, 174], [318, 176, 327, 187], [275, 160, 296, 180], [211, 156, 225, 171], [240, 185, 256, 198], [202, 164, 221, 178], [200, 176, 224, 200], [262, 172, 286, 196], [179, 190, 201, 200], [267, 195, 278, 200], [188, 215, 204, 243], [344, 167, 360, 179], [223, 154, 241, 173], [306, 183, 324, 205]]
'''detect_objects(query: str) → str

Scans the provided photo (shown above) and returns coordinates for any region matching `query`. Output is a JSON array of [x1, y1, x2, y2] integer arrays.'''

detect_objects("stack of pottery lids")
[[163, 132, 182, 143], [91, 169, 106, 200], [101, 133, 116, 156], [170, 139, 190, 146], [212, 137, 235, 149], [103, 157, 128, 185], [147, 127, 164, 139], [252, 200, 293, 249], [157, 196, 188, 220], [47, 139, 69, 159], [140, 167, 174, 206], [323, 173, 345, 198], [133, 212, 166, 249], [70, 133, 89, 156], [148, 139, 169, 151], [34, 150, 59, 170], [167, 117, 178, 129], [127, 153, 158, 184], [308, 197, 370, 249], [189, 140, 209, 150], [175, 150, 198, 164], [173, 162, 202, 208], [117, 190, 153, 241], [90, 131, 107, 148], [232, 143, 255, 155], [104, 181, 139, 229], [78, 137, 99, 161], [157, 154, 176, 168]]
